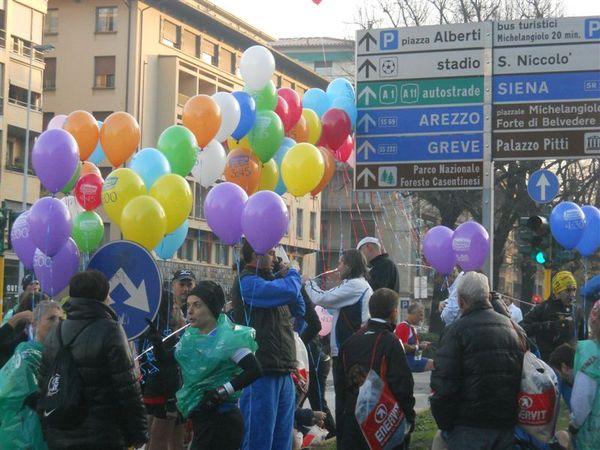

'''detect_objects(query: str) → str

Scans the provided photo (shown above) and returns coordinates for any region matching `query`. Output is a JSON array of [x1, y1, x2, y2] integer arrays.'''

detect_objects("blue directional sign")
[[356, 134, 483, 163], [527, 169, 559, 204], [493, 71, 600, 103], [357, 105, 484, 135], [88, 240, 162, 340]]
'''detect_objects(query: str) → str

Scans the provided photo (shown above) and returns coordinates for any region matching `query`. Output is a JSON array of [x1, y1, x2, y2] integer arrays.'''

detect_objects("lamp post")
[[19, 43, 55, 285]]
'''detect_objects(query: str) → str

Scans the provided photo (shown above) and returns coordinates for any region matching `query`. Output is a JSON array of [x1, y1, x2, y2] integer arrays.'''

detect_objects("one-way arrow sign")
[[358, 140, 376, 161], [358, 59, 377, 78], [109, 268, 150, 313], [358, 32, 377, 52], [358, 86, 376, 106], [358, 113, 376, 133], [357, 167, 376, 188], [527, 169, 559, 204]]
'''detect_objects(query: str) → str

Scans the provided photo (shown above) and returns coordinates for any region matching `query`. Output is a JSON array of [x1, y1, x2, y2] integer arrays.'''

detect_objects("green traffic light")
[[535, 251, 547, 264]]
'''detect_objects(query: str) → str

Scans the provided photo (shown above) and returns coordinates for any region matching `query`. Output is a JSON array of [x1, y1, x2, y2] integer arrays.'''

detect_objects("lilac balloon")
[[576, 205, 600, 257], [29, 197, 72, 257], [34, 238, 80, 297], [47, 114, 67, 130], [422, 225, 455, 275], [10, 211, 36, 269], [550, 201, 585, 250], [452, 221, 490, 271], [32, 128, 80, 193], [241, 191, 289, 254], [204, 182, 248, 245]]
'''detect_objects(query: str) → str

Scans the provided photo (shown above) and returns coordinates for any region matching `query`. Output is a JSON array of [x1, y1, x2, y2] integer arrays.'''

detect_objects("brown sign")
[[493, 101, 600, 131], [355, 161, 483, 191], [493, 130, 600, 160]]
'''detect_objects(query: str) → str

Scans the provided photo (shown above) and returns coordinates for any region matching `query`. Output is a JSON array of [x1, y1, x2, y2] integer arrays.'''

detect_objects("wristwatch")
[[216, 385, 228, 400]]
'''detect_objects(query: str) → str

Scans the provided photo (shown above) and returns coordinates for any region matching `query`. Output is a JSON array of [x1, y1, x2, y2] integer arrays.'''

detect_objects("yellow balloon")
[[102, 168, 146, 226], [227, 135, 252, 152], [302, 108, 322, 145], [281, 143, 325, 197], [121, 195, 167, 251], [149, 174, 193, 233], [258, 159, 279, 191]]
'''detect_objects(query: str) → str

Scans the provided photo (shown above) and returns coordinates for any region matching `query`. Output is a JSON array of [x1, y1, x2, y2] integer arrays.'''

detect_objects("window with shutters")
[[162, 19, 181, 49], [43, 57, 56, 90], [44, 9, 58, 35], [94, 56, 115, 88], [95, 6, 117, 33]]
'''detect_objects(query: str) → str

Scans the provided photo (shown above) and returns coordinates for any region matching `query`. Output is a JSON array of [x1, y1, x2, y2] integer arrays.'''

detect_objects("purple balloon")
[[422, 226, 456, 275], [34, 238, 80, 297], [29, 197, 72, 257], [32, 128, 79, 193], [452, 221, 490, 271], [204, 182, 248, 245], [10, 211, 36, 269], [241, 191, 289, 254]]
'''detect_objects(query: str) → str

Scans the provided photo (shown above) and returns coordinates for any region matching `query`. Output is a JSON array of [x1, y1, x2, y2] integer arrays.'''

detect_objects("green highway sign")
[[357, 77, 484, 108]]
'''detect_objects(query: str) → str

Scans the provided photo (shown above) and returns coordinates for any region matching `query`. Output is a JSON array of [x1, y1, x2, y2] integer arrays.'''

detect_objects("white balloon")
[[240, 45, 275, 90], [212, 92, 241, 143], [47, 114, 67, 130], [191, 140, 227, 188], [60, 195, 82, 224]]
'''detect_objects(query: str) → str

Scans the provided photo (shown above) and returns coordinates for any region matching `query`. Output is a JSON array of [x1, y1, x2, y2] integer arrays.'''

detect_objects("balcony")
[[11, 36, 46, 62]]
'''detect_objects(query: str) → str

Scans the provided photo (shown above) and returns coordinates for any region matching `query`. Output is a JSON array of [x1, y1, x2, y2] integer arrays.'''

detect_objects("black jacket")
[[0, 321, 27, 369], [337, 320, 415, 427], [40, 297, 147, 448], [520, 296, 576, 361], [231, 267, 297, 374], [369, 253, 399, 292], [430, 303, 524, 431]]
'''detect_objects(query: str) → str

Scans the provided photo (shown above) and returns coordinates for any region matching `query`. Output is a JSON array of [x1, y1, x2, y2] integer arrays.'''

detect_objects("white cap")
[[357, 237, 381, 250]]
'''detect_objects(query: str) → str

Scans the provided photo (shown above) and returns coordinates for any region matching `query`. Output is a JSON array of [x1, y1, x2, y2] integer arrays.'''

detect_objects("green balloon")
[[157, 125, 198, 177], [249, 110, 284, 163], [61, 163, 81, 194], [72, 211, 104, 253], [245, 81, 277, 111]]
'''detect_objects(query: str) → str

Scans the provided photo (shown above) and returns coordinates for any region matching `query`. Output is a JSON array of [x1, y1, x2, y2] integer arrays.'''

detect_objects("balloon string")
[[583, 258, 588, 338]]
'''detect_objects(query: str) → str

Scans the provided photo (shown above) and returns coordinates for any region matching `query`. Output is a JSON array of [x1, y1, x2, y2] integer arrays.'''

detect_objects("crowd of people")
[[0, 235, 599, 450]]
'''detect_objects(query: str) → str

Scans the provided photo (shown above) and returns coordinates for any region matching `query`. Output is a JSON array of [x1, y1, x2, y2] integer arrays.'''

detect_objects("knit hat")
[[189, 281, 225, 319], [357, 237, 381, 250], [591, 299, 600, 327], [552, 271, 577, 296], [21, 273, 36, 290]]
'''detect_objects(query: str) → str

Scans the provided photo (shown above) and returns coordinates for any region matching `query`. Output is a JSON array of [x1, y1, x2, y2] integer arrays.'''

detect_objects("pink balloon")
[[278, 88, 302, 130], [315, 305, 333, 336], [47, 114, 68, 130]]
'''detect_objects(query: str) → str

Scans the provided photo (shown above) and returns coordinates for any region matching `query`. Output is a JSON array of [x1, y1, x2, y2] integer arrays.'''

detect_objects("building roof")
[[272, 37, 355, 49]]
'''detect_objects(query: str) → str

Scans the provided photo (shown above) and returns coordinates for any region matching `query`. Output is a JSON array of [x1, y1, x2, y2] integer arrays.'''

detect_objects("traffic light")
[[518, 215, 551, 265]]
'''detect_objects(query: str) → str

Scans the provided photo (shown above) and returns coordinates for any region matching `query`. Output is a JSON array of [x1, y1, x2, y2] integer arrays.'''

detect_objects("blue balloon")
[[550, 201, 586, 250], [231, 91, 256, 140], [331, 97, 357, 130], [576, 205, 600, 257], [88, 121, 106, 164], [128, 147, 171, 190], [326, 78, 355, 103], [155, 220, 189, 260], [272, 137, 296, 195], [302, 88, 331, 117]]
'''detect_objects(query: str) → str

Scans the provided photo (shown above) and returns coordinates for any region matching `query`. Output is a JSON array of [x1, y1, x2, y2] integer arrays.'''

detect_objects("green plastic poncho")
[[0, 341, 48, 450], [175, 314, 257, 418], [574, 339, 600, 450]]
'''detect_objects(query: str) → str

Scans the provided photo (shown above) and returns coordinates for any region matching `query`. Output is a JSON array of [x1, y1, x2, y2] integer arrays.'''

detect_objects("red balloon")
[[74, 173, 103, 211], [321, 108, 351, 151], [335, 134, 354, 163], [274, 96, 291, 132], [278, 88, 302, 130]]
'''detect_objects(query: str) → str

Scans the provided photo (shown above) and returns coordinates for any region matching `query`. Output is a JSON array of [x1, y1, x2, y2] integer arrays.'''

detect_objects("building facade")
[[1, 0, 328, 304]]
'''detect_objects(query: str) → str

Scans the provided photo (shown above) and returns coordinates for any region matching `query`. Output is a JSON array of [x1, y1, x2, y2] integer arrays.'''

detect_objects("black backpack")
[[39, 320, 93, 429]]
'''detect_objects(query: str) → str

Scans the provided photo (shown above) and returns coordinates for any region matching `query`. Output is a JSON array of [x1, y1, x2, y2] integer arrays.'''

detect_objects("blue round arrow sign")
[[527, 169, 559, 204], [88, 240, 162, 341]]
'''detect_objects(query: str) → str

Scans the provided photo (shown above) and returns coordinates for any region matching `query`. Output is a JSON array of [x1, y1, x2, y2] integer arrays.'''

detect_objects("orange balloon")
[[100, 112, 141, 167], [287, 115, 308, 143], [224, 148, 262, 195], [182, 95, 222, 148], [80, 161, 102, 178], [63, 110, 99, 161], [311, 147, 336, 196]]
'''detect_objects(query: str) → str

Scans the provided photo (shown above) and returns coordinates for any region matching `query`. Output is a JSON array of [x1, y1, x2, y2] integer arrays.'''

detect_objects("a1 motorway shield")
[[88, 240, 162, 340], [527, 169, 559, 204]]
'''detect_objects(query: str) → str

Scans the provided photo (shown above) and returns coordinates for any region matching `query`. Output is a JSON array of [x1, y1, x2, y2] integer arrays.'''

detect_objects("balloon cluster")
[[422, 221, 490, 274], [550, 202, 599, 257]]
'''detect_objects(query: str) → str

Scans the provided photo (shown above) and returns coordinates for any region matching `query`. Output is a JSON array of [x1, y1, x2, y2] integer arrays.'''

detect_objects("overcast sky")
[[211, 0, 600, 40]]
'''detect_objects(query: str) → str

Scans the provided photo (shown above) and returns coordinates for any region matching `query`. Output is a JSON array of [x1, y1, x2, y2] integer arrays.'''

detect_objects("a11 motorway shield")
[[88, 240, 162, 341]]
